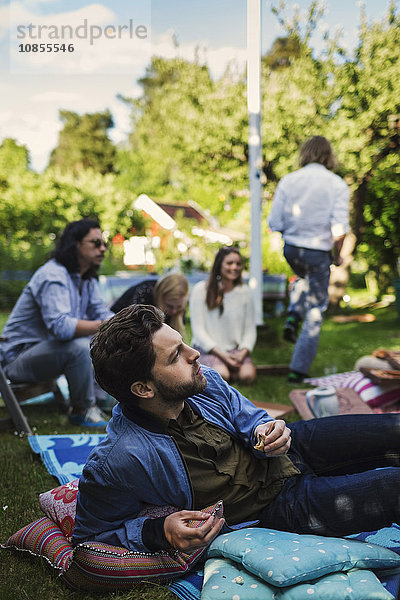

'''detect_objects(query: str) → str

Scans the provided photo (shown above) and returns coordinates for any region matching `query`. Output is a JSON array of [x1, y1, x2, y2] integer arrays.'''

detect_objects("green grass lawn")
[[1, 304, 400, 599]]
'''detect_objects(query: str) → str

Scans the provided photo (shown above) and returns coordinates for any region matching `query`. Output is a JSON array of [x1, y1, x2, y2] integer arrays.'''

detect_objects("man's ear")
[[130, 380, 155, 399]]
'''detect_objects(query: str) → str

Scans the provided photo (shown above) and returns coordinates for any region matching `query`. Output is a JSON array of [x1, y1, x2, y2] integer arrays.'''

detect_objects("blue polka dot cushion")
[[206, 528, 400, 588], [201, 557, 395, 600]]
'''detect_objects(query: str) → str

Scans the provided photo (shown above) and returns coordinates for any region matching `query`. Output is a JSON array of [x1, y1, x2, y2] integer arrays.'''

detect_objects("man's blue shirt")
[[1, 259, 113, 365]]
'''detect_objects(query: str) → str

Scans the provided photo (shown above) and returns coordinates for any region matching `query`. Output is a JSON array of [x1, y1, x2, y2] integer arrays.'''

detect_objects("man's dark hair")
[[53, 218, 101, 278], [299, 136, 337, 171], [90, 304, 165, 403]]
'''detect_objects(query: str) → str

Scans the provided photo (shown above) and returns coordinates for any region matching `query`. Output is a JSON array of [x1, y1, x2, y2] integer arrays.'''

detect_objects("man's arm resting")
[[142, 516, 172, 551], [74, 319, 102, 338]]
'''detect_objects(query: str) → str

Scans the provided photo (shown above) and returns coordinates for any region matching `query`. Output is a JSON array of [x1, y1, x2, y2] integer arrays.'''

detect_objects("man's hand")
[[74, 319, 102, 337], [164, 510, 224, 553], [254, 420, 291, 456], [333, 255, 343, 267]]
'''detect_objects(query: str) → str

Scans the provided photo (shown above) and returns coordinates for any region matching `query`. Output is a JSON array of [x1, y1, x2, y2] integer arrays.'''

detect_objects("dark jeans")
[[259, 414, 400, 536], [4, 338, 96, 412], [283, 243, 331, 374]]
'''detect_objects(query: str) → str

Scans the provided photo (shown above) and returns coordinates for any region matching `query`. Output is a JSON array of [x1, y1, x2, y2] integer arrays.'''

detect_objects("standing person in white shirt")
[[268, 136, 350, 383], [189, 246, 257, 384]]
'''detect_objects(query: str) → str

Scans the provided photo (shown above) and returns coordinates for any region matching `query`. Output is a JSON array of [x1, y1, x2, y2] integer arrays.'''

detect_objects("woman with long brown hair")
[[189, 246, 257, 384]]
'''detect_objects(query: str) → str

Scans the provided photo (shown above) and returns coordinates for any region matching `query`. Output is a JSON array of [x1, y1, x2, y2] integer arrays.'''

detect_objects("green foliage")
[[117, 56, 249, 225], [356, 154, 400, 291], [0, 150, 144, 306], [325, 4, 400, 295], [262, 35, 302, 70], [116, 1, 399, 293], [0, 280, 28, 309], [0, 137, 30, 175], [263, 1, 400, 292], [48, 109, 117, 174]]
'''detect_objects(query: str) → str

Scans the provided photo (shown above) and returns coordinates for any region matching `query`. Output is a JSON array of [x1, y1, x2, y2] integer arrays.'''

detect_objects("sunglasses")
[[87, 238, 108, 249]]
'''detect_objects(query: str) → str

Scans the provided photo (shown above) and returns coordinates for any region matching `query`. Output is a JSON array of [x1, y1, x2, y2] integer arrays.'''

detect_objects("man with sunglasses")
[[0, 218, 113, 427]]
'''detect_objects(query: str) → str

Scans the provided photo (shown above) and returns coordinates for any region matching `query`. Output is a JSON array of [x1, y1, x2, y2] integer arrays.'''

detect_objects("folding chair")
[[0, 363, 33, 435], [0, 338, 65, 435]]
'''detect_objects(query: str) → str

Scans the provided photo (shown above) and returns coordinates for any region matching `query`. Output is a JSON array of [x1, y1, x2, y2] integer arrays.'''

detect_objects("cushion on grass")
[[305, 372, 400, 409], [63, 501, 223, 591], [3, 501, 224, 591], [202, 557, 272, 599], [201, 557, 395, 600], [39, 478, 179, 541], [207, 528, 400, 588], [39, 478, 79, 541], [342, 372, 400, 409], [2, 515, 73, 571], [63, 541, 204, 590]]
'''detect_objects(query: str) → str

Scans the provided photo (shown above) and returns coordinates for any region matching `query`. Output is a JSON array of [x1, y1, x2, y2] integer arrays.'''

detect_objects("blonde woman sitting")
[[111, 273, 189, 338], [189, 246, 257, 384]]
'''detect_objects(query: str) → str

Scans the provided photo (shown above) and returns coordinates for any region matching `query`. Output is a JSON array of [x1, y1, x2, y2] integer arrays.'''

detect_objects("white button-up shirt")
[[268, 163, 350, 251]]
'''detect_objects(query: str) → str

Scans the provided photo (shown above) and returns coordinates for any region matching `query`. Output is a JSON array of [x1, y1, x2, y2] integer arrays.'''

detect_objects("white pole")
[[247, 0, 263, 325]]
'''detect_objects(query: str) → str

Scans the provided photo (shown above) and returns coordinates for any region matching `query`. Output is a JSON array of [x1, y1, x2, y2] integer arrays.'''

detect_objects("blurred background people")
[[111, 272, 189, 338], [0, 218, 112, 427], [189, 246, 257, 384], [268, 136, 350, 383]]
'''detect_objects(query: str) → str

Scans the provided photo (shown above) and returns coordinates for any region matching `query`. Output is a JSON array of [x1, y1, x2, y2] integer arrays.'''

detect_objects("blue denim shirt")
[[72, 367, 274, 553], [1, 259, 113, 365]]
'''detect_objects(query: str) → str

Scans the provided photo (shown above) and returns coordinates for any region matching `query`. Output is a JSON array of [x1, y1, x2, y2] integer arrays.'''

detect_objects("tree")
[[262, 35, 301, 70], [116, 1, 399, 290], [0, 161, 145, 307], [326, 2, 400, 293], [117, 56, 249, 223], [48, 110, 116, 174], [0, 138, 30, 176], [260, 1, 400, 295]]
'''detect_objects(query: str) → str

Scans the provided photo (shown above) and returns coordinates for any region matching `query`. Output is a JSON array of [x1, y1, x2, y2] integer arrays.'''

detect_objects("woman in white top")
[[190, 246, 257, 384]]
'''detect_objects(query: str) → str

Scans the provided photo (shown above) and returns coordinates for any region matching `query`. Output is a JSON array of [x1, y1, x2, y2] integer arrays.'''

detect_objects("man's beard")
[[153, 366, 207, 406]]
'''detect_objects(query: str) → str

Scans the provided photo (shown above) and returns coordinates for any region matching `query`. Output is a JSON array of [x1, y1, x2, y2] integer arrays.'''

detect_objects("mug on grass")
[[306, 385, 339, 418]]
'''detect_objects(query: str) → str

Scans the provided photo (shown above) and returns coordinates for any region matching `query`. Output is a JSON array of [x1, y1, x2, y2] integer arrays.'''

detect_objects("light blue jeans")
[[4, 338, 96, 412], [284, 243, 331, 375]]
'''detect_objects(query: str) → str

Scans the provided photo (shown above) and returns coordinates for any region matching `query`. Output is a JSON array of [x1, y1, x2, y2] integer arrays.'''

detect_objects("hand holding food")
[[253, 420, 292, 456], [254, 432, 266, 451]]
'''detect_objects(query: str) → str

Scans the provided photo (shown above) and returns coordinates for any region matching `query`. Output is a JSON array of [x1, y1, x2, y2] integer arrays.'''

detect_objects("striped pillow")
[[3, 501, 223, 591], [63, 541, 205, 590], [342, 372, 400, 408], [2, 516, 73, 571], [62, 501, 223, 591], [305, 372, 400, 409]]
